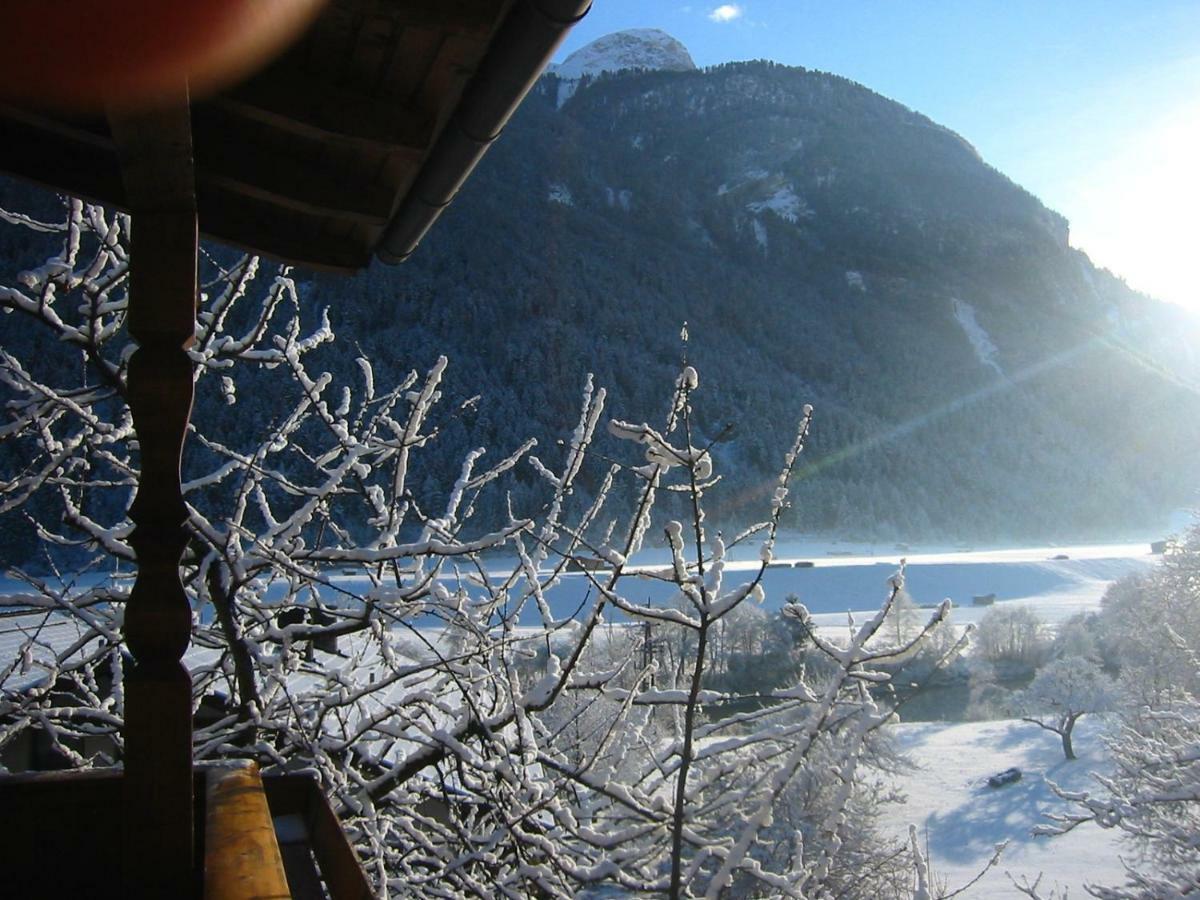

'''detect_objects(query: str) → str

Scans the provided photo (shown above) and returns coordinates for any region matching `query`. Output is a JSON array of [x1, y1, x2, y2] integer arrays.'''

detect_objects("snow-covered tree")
[[878, 583, 921, 646], [1050, 613, 1101, 663], [1016, 655, 1113, 760], [1099, 529, 1200, 708], [0, 195, 969, 898]]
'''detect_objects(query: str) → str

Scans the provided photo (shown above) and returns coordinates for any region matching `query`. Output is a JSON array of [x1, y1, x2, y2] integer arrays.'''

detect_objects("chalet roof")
[[0, 0, 590, 271]]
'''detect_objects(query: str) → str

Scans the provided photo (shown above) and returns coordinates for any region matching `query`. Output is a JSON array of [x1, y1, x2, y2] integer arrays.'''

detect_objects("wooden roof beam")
[[317, 0, 503, 35], [223, 68, 435, 149], [192, 102, 418, 223], [194, 183, 376, 270], [0, 105, 125, 209]]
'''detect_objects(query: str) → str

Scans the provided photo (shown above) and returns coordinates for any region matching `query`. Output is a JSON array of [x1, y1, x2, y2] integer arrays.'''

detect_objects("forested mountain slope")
[[4, 42, 1198, 554], [301, 54, 1199, 541]]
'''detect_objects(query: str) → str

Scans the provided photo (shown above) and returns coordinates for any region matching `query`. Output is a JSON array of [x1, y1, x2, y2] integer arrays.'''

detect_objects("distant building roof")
[[0, 610, 97, 693]]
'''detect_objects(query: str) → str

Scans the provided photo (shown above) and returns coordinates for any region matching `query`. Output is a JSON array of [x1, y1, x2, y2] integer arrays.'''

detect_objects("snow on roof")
[[0, 610, 98, 693]]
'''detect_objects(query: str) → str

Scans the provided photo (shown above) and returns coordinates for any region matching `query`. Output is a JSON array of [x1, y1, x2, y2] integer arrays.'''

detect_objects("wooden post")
[[109, 94, 199, 896]]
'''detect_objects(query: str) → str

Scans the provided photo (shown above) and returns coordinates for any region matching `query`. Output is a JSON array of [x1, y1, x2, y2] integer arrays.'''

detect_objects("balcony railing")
[[0, 762, 373, 899]]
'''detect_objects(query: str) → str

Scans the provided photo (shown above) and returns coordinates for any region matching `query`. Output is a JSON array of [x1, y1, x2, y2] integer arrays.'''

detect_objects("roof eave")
[[377, 0, 590, 264]]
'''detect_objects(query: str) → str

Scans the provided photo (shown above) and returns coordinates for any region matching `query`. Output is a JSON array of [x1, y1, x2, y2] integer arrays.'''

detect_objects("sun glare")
[[1069, 100, 1200, 315]]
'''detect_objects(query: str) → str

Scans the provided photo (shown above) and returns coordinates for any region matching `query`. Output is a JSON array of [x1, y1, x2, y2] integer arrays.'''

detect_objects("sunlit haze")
[[556, 1, 1200, 314]]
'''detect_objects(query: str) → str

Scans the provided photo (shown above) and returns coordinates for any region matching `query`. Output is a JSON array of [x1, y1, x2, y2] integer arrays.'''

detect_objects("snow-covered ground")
[[807, 554, 1151, 636], [880, 717, 1126, 898]]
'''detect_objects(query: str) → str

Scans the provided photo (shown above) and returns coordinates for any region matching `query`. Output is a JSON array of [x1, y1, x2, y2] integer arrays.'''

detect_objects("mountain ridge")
[[396, 57, 1200, 539]]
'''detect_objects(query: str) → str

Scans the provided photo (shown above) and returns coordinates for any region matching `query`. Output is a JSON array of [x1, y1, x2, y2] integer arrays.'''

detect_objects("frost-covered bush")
[[0, 197, 969, 898], [1041, 525, 1200, 896], [973, 604, 1050, 672]]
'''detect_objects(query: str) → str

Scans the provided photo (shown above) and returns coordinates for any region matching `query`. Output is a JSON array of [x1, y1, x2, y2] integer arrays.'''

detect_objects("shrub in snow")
[[974, 605, 1050, 673]]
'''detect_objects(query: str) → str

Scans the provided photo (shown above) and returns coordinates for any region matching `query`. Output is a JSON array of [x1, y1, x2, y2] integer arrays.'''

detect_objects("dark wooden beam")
[[0, 104, 126, 210], [312, 0, 499, 34], [191, 101, 415, 224], [108, 91, 198, 897], [224, 67, 435, 148], [194, 182, 376, 271]]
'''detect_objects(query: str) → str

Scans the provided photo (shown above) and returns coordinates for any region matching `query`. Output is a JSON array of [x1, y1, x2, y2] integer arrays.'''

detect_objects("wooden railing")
[[0, 763, 374, 899]]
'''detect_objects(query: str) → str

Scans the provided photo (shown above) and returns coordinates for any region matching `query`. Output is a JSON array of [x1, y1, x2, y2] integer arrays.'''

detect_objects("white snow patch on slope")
[[548, 182, 573, 206], [952, 298, 1005, 376], [879, 718, 1125, 898], [751, 218, 768, 251], [555, 78, 579, 109], [747, 185, 809, 223], [718, 168, 769, 196], [687, 217, 716, 247], [605, 187, 633, 211]]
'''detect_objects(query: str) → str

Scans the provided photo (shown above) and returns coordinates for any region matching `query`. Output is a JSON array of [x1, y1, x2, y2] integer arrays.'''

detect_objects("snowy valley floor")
[[880, 717, 1126, 898], [0, 540, 1159, 897]]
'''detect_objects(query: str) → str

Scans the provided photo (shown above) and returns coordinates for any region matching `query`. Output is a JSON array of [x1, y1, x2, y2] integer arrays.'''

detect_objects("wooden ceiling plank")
[[301, 4, 360, 78], [418, 32, 490, 124], [0, 108, 125, 209], [197, 171, 389, 226], [224, 68, 435, 149], [331, 0, 501, 35], [195, 184, 371, 271], [191, 106, 405, 222], [379, 25, 444, 103], [344, 12, 401, 96]]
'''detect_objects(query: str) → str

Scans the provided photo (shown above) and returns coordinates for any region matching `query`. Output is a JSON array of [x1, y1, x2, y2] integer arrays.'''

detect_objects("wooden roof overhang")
[[0, 2, 588, 896], [0, 0, 590, 270]]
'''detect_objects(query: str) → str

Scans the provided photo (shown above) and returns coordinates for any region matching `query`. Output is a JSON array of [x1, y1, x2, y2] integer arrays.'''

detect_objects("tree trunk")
[[1061, 716, 1078, 760]]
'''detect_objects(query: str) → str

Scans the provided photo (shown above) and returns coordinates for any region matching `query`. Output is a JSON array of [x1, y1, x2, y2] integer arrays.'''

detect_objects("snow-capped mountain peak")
[[552, 29, 696, 80]]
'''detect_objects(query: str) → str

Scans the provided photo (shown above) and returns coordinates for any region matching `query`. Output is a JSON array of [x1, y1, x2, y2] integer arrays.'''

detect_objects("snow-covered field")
[[880, 717, 1126, 898], [543, 540, 1156, 626], [807, 553, 1153, 637], [0, 540, 1158, 629]]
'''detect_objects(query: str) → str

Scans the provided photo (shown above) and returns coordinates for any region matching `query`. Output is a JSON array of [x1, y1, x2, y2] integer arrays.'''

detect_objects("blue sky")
[[554, 2, 1200, 312]]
